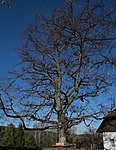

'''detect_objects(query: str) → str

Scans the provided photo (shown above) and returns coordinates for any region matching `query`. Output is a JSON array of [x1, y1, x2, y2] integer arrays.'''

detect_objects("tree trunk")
[[58, 127, 67, 144], [58, 115, 67, 144]]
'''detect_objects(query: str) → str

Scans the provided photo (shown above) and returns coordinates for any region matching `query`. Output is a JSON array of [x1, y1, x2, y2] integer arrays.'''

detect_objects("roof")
[[105, 109, 116, 118], [97, 109, 116, 133]]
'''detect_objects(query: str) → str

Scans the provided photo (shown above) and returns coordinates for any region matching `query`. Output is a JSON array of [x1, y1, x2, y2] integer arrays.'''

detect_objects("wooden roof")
[[97, 109, 116, 133]]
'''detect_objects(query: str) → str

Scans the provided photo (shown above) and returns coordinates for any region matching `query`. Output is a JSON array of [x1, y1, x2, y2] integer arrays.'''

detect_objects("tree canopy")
[[0, 0, 116, 144]]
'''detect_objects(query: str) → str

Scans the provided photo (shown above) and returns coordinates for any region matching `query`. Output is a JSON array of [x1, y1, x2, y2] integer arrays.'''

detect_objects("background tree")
[[25, 133, 37, 148], [0, 126, 5, 146], [2, 123, 15, 147], [0, 123, 37, 148], [15, 123, 25, 148], [0, 0, 116, 144], [83, 127, 103, 150]]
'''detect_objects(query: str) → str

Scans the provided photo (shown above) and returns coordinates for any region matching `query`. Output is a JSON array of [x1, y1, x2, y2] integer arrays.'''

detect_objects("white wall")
[[103, 132, 116, 150]]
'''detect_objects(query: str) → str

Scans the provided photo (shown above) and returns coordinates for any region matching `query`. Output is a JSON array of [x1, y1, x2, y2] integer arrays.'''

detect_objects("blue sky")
[[0, 0, 63, 76], [0, 0, 115, 76], [0, 0, 115, 134]]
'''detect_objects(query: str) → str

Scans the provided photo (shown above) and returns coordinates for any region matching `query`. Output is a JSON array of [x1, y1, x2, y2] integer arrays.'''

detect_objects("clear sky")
[[0, 0, 115, 134], [0, 0, 63, 76], [0, 0, 115, 77]]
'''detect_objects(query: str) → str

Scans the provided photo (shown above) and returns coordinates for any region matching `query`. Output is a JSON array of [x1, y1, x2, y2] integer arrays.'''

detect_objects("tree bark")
[[58, 114, 67, 144], [58, 127, 67, 144]]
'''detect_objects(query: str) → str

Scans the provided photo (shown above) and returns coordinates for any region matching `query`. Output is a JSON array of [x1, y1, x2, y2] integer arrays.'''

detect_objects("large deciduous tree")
[[0, 0, 116, 144]]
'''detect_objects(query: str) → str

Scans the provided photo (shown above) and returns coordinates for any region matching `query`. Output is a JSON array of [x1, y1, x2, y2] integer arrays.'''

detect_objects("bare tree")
[[0, 0, 116, 144], [83, 127, 103, 150]]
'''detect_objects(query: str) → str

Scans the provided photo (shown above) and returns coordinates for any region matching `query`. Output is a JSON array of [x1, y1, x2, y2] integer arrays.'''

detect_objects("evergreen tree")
[[15, 123, 25, 147], [25, 134, 37, 148], [2, 123, 15, 147], [0, 126, 5, 146]]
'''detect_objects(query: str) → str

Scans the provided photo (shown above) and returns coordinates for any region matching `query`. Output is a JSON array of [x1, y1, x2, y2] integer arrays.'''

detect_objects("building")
[[97, 109, 116, 150]]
